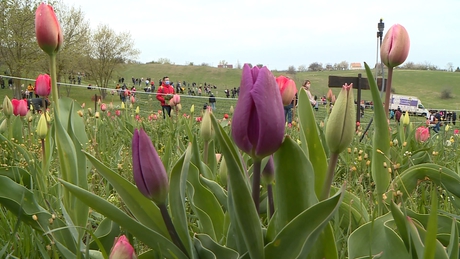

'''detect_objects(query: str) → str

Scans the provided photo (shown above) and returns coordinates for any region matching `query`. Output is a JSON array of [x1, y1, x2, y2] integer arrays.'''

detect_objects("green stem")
[[49, 54, 60, 118], [267, 183, 274, 219], [321, 152, 339, 200], [252, 158, 262, 213], [159, 203, 188, 257], [384, 67, 394, 119]]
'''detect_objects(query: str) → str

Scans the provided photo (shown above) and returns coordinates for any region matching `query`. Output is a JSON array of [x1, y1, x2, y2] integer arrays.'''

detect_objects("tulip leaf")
[[447, 218, 459, 259], [198, 176, 228, 211], [169, 144, 194, 257], [83, 151, 169, 237], [298, 88, 328, 197], [59, 179, 189, 259], [0, 166, 31, 188], [365, 62, 391, 212], [191, 135, 212, 179], [187, 162, 225, 241], [88, 217, 120, 254], [390, 163, 460, 206], [211, 114, 264, 259], [331, 186, 369, 231], [264, 187, 343, 259], [271, 136, 317, 237], [194, 234, 239, 259], [0, 176, 77, 254], [424, 192, 438, 259], [348, 213, 411, 259]]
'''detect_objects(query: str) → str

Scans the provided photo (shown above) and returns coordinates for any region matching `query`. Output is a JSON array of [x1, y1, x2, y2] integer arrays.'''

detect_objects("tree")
[[85, 24, 139, 98], [0, 0, 42, 98], [287, 65, 296, 74], [337, 61, 349, 70], [297, 65, 307, 72], [446, 62, 454, 72], [308, 62, 323, 71]]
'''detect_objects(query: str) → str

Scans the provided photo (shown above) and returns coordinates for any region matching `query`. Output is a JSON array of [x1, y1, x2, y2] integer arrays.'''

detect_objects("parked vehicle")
[[389, 94, 429, 118]]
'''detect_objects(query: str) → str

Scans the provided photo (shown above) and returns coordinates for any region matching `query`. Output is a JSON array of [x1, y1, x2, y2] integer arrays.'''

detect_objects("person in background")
[[209, 93, 216, 110], [302, 80, 317, 107], [156, 76, 175, 119], [27, 83, 34, 99], [395, 107, 402, 125]]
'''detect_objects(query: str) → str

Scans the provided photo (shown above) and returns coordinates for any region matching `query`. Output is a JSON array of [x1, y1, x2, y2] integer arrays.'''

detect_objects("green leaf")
[[211, 114, 264, 259], [198, 176, 228, 211], [264, 187, 344, 259], [89, 217, 120, 254], [0, 176, 77, 253], [271, 136, 317, 237], [187, 162, 225, 241], [298, 88, 328, 197], [331, 186, 369, 231], [0, 166, 31, 188], [59, 179, 188, 259], [447, 218, 459, 259], [194, 234, 239, 259], [348, 213, 411, 259], [193, 237, 216, 259], [364, 62, 391, 212], [169, 144, 194, 257], [424, 192, 438, 259], [83, 151, 168, 237]]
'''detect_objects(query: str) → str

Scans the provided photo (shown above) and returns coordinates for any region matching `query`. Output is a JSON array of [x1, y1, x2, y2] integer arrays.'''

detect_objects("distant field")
[[1, 63, 460, 117]]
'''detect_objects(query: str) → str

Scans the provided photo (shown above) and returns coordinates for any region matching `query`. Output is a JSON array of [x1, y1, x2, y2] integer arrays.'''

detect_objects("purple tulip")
[[380, 24, 410, 68], [132, 128, 169, 205], [231, 64, 285, 159]]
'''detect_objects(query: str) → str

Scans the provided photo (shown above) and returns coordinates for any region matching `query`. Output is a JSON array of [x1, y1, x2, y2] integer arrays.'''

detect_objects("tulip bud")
[[36, 113, 48, 139], [35, 74, 51, 97], [261, 156, 275, 184], [415, 126, 429, 142], [276, 75, 297, 106], [218, 157, 228, 187], [325, 83, 356, 154], [135, 106, 140, 114], [100, 103, 107, 111], [35, 3, 63, 56], [95, 112, 100, 119], [3, 96, 13, 118], [380, 24, 410, 68], [109, 235, 137, 259], [445, 124, 450, 131], [121, 102, 125, 109], [0, 119, 7, 133], [45, 111, 51, 122], [402, 111, 410, 126], [130, 96, 135, 104], [132, 128, 169, 205], [200, 108, 213, 142], [176, 103, 182, 111], [115, 110, 121, 117], [190, 104, 195, 113], [232, 64, 285, 159], [229, 105, 234, 115], [109, 102, 114, 110], [87, 108, 93, 117], [77, 110, 83, 117], [326, 89, 333, 102]]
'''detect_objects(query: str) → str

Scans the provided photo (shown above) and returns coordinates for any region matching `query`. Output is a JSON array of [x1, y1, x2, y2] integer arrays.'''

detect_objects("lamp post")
[[377, 18, 384, 46]]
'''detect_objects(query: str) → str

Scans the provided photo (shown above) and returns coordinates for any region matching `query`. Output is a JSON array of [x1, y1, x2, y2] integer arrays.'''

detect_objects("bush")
[[441, 88, 453, 99]]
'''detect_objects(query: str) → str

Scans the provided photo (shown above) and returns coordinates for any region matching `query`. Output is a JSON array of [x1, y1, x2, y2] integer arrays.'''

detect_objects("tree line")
[[0, 0, 139, 98]]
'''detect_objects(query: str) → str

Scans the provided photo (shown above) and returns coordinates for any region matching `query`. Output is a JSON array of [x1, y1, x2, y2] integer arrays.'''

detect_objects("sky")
[[59, 0, 460, 71]]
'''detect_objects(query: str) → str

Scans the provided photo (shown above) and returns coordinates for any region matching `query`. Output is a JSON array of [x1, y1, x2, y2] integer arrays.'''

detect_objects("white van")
[[390, 94, 429, 118]]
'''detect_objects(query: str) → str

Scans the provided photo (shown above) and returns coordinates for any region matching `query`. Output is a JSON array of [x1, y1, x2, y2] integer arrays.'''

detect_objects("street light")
[[377, 18, 384, 46]]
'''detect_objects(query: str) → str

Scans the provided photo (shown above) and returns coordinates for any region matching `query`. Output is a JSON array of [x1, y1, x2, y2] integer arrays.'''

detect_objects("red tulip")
[[454, 129, 459, 135], [11, 99, 28, 117], [275, 75, 297, 106], [130, 96, 135, 104], [109, 235, 137, 259], [35, 3, 63, 56], [115, 110, 121, 117], [223, 114, 229, 119], [380, 24, 410, 68], [35, 74, 51, 97], [415, 126, 430, 142], [100, 103, 107, 111]]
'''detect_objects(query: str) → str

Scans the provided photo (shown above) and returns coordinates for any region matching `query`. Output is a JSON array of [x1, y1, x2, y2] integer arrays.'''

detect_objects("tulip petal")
[[132, 129, 149, 197]]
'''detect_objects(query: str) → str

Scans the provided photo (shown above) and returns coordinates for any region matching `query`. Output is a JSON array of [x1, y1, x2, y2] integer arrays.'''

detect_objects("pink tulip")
[[35, 74, 51, 97], [107, 111, 111, 117], [11, 99, 28, 116], [415, 126, 430, 142], [135, 115, 141, 121], [81, 103, 86, 108], [276, 75, 297, 105], [326, 89, 333, 102], [169, 94, 181, 106], [100, 103, 107, 111], [455, 129, 459, 135], [130, 96, 135, 104], [109, 235, 137, 259], [115, 110, 121, 117], [152, 114, 158, 120], [380, 24, 410, 68], [35, 3, 63, 56]]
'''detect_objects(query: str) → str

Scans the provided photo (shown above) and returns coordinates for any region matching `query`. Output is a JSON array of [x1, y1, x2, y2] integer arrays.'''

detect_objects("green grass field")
[[2, 63, 460, 120]]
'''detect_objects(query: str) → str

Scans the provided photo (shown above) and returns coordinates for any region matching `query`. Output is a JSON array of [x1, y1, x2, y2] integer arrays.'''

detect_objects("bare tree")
[[297, 65, 307, 72], [86, 25, 139, 98], [447, 62, 454, 72], [0, 0, 42, 98], [308, 62, 323, 71], [337, 61, 349, 70], [287, 65, 296, 74]]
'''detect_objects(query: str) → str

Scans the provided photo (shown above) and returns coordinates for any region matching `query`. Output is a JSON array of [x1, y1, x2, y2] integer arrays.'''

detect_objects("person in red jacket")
[[156, 76, 175, 118]]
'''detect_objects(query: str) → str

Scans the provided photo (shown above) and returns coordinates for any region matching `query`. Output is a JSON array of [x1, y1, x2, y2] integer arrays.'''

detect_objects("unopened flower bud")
[[36, 113, 48, 139]]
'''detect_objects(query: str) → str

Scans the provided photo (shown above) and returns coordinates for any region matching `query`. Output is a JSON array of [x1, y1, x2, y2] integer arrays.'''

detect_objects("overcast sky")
[[59, 0, 459, 70]]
